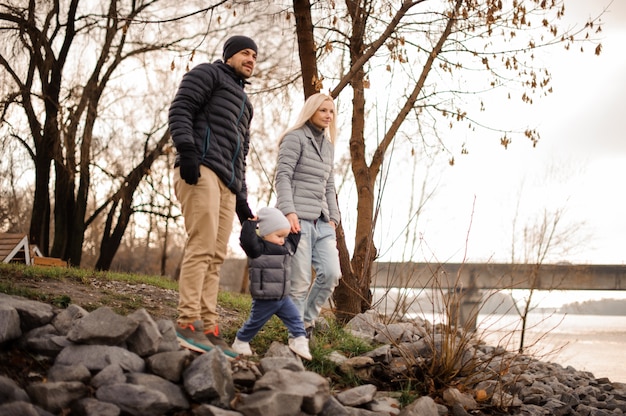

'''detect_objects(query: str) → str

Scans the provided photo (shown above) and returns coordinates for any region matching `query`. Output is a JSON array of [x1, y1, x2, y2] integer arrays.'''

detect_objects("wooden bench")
[[32, 256, 68, 267]]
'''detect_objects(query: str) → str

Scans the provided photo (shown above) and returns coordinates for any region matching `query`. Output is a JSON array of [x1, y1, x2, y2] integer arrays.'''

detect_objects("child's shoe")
[[288, 336, 312, 360], [231, 337, 253, 356]]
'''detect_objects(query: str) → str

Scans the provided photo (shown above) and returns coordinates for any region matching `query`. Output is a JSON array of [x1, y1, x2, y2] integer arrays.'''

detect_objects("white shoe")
[[288, 336, 312, 360], [231, 337, 253, 356]]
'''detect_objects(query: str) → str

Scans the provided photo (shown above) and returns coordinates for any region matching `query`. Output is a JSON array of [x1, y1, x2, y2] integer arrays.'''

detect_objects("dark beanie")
[[223, 35, 258, 61]]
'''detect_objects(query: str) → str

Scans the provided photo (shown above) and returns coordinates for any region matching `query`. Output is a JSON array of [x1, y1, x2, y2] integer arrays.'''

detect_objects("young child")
[[231, 207, 312, 360]]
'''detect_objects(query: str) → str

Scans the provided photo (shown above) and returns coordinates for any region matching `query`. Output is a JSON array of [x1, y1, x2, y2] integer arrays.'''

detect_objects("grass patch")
[[0, 262, 178, 290]]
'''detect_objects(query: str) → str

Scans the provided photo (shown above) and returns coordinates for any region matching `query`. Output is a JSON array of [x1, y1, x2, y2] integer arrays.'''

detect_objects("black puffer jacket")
[[168, 60, 253, 221], [239, 220, 301, 300]]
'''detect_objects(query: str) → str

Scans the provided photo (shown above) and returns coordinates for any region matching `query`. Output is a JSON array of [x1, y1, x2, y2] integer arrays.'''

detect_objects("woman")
[[274, 93, 342, 335]]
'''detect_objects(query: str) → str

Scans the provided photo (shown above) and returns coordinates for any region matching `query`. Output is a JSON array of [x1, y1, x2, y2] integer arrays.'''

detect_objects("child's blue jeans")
[[236, 297, 307, 342]]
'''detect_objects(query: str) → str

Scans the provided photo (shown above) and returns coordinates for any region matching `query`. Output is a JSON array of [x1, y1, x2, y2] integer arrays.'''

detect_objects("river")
[[372, 288, 626, 383], [477, 313, 626, 383]]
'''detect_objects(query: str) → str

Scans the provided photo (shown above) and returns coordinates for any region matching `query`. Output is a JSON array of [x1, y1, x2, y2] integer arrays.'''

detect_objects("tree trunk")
[[332, 0, 378, 323], [29, 153, 52, 255], [293, 0, 319, 99], [51, 156, 74, 261]]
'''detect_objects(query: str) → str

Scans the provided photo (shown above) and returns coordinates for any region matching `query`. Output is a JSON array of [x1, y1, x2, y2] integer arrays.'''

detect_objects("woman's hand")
[[286, 212, 300, 233], [329, 220, 336, 230]]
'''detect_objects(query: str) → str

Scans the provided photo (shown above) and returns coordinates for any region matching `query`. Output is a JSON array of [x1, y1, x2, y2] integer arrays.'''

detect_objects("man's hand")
[[179, 153, 200, 185]]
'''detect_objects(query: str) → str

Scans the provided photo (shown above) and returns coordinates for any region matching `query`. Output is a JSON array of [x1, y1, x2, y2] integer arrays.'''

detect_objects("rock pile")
[[1, 292, 625, 416]]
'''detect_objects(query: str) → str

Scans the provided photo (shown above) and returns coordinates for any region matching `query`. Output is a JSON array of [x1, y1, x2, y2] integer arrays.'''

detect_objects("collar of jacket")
[[214, 60, 251, 87], [303, 123, 325, 159]]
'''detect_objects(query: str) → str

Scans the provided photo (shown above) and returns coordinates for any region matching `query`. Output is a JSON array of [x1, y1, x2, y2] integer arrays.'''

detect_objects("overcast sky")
[[386, 1, 626, 265]]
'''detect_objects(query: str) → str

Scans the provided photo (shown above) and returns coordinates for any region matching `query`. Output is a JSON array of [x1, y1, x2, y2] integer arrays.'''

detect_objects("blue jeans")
[[236, 298, 306, 342], [289, 219, 342, 325]]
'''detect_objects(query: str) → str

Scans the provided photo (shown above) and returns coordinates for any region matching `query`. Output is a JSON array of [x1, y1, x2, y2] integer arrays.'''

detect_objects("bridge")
[[371, 262, 626, 329], [370, 262, 626, 291], [223, 260, 626, 292]]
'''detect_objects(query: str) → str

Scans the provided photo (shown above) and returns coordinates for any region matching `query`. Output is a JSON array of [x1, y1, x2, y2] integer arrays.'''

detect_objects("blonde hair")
[[277, 93, 337, 146]]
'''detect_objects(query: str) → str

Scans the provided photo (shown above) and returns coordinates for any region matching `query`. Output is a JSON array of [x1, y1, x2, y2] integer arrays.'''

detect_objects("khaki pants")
[[174, 165, 235, 330]]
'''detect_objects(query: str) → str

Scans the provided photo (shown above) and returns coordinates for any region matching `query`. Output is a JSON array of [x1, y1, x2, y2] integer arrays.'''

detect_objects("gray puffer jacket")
[[168, 61, 253, 221], [275, 124, 340, 224], [239, 220, 301, 300]]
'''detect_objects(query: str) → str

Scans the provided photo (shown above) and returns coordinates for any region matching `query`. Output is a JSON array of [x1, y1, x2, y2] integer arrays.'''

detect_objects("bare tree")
[[0, 0, 249, 266], [288, 0, 603, 323], [509, 204, 586, 352]]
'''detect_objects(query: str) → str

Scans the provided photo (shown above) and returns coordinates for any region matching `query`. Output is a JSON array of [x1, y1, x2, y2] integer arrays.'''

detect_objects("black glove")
[[236, 199, 253, 224], [178, 149, 200, 185]]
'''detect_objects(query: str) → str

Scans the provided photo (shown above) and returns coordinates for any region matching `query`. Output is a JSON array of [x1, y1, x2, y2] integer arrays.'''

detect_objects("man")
[[168, 36, 257, 357]]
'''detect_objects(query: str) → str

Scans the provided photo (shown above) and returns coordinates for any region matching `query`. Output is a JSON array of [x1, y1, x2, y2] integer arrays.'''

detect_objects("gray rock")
[[0, 303, 22, 343], [320, 396, 352, 416], [235, 389, 303, 416], [96, 383, 170, 416], [253, 369, 330, 414], [336, 384, 377, 407], [183, 348, 235, 408], [19, 324, 64, 356], [0, 374, 30, 403], [0, 400, 55, 416], [26, 381, 88, 414], [345, 310, 382, 338], [398, 395, 439, 416], [91, 363, 126, 388], [263, 340, 299, 358], [47, 363, 91, 383], [55, 344, 145, 372], [67, 306, 138, 345], [442, 387, 478, 410], [146, 349, 193, 382], [373, 322, 415, 344], [51, 304, 88, 335], [156, 319, 181, 352], [193, 403, 244, 415], [127, 372, 190, 411], [71, 397, 121, 416], [126, 308, 163, 356], [259, 355, 304, 373], [0, 293, 55, 330]]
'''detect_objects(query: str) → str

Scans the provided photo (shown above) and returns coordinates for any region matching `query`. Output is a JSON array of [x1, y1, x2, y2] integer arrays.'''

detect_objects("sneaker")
[[288, 336, 312, 360], [231, 337, 253, 356], [176, 320, 214, 353], [205, 326, 240, 359]]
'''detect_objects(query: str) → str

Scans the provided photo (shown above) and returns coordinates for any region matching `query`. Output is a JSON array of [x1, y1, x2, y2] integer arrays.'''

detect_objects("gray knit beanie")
[[223, 35, 258, 62], [257, 207, 290, 237]]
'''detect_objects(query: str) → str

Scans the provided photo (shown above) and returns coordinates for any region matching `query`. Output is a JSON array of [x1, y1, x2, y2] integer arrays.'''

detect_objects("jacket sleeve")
[[239, 220, 264, 259], [284, 232, 301, 255], [236, 107, 254, 223], [236, 195, 253, 224], [168, 63, 215, 152], [275, 133, 301, 216], [326, 145, 341, 224]]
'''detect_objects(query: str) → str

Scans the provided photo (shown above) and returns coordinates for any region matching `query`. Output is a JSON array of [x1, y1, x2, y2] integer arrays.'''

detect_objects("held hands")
[[286, 212, 300, 233]]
